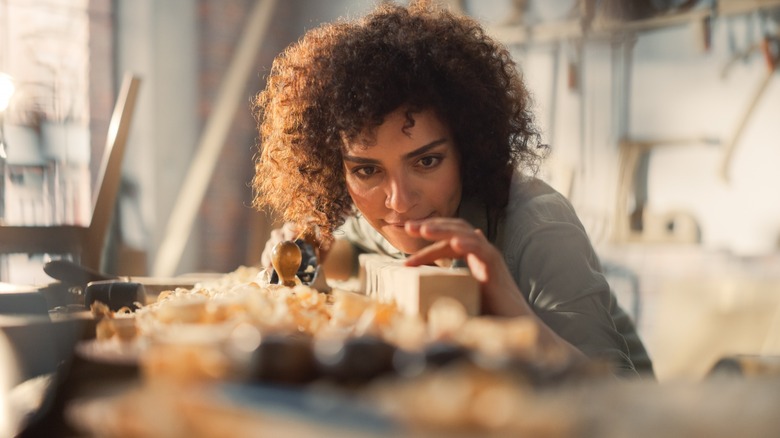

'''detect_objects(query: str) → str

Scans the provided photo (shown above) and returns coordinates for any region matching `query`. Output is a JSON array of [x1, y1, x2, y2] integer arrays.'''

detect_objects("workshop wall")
[[117, 0, 780, 273]]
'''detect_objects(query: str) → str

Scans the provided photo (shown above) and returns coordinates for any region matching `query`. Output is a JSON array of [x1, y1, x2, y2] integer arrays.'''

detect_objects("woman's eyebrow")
[[403, 138, 448, 160], [342, 154, 378, 164], [342, 138, 448, 164]]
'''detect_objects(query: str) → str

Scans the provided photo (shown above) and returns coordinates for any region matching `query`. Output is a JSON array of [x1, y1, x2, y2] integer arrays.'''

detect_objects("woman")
[[253, 2, 653, 378]]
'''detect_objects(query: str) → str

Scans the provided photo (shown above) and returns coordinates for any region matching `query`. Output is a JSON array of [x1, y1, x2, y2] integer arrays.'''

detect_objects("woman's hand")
[[260, 222, 300, 270], [260, 223, 354, 281], [403, 218, 532, 317], [404, 217, 586, 360]]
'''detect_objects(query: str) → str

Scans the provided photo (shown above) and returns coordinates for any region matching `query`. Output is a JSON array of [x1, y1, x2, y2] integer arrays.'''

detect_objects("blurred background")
[[0, 0, 779, 381]]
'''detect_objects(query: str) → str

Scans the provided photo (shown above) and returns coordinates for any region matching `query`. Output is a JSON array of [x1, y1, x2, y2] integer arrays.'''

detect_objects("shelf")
[[487, 0, 780, 46]]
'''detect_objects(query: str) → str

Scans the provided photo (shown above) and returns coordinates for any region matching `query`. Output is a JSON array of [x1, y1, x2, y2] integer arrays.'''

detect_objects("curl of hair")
[[253, 2, 545, 242]]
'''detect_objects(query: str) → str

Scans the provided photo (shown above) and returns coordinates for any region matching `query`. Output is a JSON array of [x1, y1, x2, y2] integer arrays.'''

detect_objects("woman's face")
[[342, 107, 462, 254]]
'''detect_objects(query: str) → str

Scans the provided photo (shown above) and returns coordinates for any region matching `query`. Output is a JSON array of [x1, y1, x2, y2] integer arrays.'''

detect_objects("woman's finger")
[[281, 222, 299, 241], [261, 222, 300, 268], [406, 218, 490, 265], [404, 239, 457, 267], [407, 218, 472, 240], [260, 243, 273, 268], [449, 229, 490, 257]]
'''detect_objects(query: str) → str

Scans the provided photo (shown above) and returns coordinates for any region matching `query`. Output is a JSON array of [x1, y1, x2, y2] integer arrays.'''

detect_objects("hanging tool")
[[720, 34, 779, 182]]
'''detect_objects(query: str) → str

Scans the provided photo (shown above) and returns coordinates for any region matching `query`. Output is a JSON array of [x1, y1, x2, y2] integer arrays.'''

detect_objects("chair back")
[[81, 73, 141, 270]]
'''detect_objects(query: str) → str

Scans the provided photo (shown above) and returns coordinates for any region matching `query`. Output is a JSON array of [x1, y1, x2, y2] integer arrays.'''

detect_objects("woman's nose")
[[385, 175, 416, 213]]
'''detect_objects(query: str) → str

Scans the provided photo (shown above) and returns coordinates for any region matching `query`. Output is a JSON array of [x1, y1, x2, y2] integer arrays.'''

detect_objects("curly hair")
[[253, 2, 545, 243]]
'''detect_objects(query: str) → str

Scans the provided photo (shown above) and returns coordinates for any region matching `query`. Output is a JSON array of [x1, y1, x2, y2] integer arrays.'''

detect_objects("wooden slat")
[[358, 254, 480, 318], [83, 74, 141, 270], [0, 226, 86, 256]]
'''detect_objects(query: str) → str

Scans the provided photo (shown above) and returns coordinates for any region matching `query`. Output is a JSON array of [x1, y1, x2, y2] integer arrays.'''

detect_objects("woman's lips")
[[384, 213, 433, 228]]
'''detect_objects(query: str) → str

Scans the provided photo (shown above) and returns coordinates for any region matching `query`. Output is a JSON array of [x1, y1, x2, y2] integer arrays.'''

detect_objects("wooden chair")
[[0, 73, 141, 272]]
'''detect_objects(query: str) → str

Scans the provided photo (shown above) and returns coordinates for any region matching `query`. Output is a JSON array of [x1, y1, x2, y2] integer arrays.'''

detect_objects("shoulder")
[[496, 174, 595, 271], [504, 175, 583, 232]]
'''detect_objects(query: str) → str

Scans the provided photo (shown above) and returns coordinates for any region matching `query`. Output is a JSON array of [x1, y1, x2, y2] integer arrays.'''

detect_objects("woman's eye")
[[418, 155, 441, 168], [353, 166, 378, 177]]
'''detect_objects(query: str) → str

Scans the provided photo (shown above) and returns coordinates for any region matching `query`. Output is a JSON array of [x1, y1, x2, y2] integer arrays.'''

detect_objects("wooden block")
[[358, 254, 480, 318]]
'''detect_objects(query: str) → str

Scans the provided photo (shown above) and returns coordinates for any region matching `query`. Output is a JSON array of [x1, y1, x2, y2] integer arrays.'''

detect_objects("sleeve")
[[505, 194, 639, 377]]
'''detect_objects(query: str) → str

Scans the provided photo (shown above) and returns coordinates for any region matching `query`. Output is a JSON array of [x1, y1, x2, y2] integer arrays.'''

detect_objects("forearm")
[[485, 284, 587, 362]]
